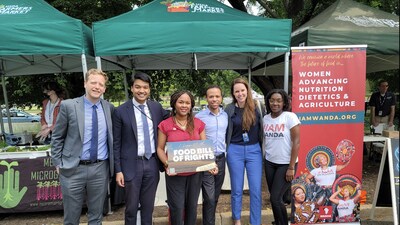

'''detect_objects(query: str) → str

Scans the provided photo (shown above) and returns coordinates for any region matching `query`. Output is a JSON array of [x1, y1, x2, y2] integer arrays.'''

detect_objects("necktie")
[[90, 105, 98, 162], [139, 104, 152, 159]]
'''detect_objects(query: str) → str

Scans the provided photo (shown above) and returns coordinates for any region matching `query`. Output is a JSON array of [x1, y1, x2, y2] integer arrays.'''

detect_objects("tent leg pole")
[[81, 54, 88, 80], [1, 75, 13, 134], [248, 57, 252, 87], [284, 51, 290, 93], [123, 70, 129, 101], [0, 62, 5, 135], [96, 56, 102, 70]]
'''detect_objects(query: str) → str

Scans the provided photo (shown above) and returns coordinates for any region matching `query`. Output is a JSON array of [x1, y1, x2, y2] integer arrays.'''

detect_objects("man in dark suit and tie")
[[113, 72, 169, 225], [51, 69, 114, 225]]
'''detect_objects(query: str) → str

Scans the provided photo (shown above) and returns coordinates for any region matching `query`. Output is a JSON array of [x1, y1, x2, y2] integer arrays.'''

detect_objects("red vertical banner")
[[290, 46, 366, 224]]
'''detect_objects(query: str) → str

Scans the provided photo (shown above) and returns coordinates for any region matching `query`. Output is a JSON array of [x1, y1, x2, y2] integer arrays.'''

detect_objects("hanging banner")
[[291, 45, 367, 224], [0, 155, 63, 213]]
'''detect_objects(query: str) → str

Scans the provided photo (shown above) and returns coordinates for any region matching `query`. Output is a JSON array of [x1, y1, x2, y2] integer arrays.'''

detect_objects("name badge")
[[378, 110, 383, 116], [242, 132, 249, 143]]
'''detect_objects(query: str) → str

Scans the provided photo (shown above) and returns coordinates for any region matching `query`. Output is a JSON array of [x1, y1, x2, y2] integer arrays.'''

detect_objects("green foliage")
[[0, 74, 74, 108], [46, 0, 133, 25], [1, 0, 397, 109], [147, 70, 178, 101], [104, 71, 127, 103], [208, 70, 241, 97], [251, 0, 398, 30], [367, 70, 399, 94]]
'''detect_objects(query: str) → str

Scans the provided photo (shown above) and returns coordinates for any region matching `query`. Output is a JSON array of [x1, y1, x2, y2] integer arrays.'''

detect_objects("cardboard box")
[[382, 130, 399, 138], [14, 132, 33, 145]]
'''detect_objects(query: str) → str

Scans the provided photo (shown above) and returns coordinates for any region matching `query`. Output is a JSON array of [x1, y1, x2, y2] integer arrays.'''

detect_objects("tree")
[[0, 74, 72, 109], [46, 0, 134, 25], [225, 0, 399, 94], [2, 0, 397, 108]]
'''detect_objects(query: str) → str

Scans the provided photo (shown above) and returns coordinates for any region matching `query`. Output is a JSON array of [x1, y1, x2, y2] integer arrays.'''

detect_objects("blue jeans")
[[227, 143, 262, 225]]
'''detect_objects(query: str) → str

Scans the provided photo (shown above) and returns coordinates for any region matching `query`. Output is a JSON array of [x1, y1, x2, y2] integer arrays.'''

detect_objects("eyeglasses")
[[269, 99, 283, 104], [380, 85, 389, 87]]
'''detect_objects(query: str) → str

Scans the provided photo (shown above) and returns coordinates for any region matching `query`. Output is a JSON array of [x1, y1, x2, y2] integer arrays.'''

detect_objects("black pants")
[[202, 155, 226, 225], [166, 172, 202, 225], [265, 160, 297, 225]]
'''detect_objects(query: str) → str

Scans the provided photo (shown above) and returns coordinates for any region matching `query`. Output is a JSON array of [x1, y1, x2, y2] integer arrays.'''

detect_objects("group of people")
[[48, 68, 300, 225], [48, 70, 393, 225]]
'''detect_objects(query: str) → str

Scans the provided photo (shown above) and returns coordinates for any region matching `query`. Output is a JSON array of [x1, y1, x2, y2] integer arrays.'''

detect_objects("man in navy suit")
[[51, 68, 114, 225], [113, 72, 169, 225]]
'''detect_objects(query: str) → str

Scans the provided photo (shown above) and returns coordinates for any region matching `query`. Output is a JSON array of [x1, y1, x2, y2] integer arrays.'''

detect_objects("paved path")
[[92, 204, 395, 225]]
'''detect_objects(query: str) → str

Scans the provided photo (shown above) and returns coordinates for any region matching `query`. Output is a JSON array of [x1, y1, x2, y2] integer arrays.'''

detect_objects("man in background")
[[369, 79, 396, 131], [51, 69, 114, 225], [195, 85, 228, 225]]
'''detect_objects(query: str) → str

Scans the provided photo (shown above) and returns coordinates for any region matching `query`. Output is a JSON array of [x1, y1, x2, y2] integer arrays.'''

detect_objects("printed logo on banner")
[[0, 157, 62, 213], [319, 206, 332, 220], [0, 160, 27, 208], [0, 5, 32, 14], [161, 0, 225, 13]]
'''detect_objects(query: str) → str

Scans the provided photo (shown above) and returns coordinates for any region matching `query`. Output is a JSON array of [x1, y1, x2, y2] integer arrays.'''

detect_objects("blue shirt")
[[82, 97, 108, 160], [195, 107, 228, 156], [132, 98, 155, 156]]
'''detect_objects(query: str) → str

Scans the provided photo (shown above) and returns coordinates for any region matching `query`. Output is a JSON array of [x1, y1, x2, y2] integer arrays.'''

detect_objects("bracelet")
[[164, 160, 169, 168], [287, 168, 295, 170]]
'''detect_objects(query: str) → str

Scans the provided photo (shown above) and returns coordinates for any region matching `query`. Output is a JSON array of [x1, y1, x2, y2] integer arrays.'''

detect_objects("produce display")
[[0, 145, 51, 152]]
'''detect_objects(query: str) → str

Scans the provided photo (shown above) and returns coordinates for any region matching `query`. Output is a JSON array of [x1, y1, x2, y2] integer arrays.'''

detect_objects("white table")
[[363, 135, 387, 143], [363, 135, 387, 159]]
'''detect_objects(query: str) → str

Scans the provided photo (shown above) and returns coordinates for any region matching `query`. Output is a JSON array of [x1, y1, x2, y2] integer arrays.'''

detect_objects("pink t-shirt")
[[158, 117, 205, 176]]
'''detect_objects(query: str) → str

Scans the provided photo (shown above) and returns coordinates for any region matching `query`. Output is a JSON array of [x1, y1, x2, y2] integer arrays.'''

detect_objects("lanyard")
[[133, 104, 152, 120], [379, 94, 386, 107]]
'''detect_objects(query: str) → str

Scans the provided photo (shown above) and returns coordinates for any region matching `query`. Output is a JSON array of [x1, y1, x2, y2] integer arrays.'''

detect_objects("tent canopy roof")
[[0, 0, 113, 76], [292, 0, 399, 56], [92, 0, 292, 70], [0, 0, 93, 56], [253, 0, 399, 76]]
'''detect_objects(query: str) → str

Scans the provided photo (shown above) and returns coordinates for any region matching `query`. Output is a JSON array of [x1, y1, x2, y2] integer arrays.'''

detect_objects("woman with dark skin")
[[263, 89, 300, 225], [157, 90, 217, 225]]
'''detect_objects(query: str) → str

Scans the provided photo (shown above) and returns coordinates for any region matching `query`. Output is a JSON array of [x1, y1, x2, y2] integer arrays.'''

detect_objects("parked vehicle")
[[2, 109, 41, 123], [193, 106, 202, 115]]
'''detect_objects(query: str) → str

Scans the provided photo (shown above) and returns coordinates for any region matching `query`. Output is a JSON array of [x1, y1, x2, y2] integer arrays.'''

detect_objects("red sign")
[[290, 46, 366, 224]]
